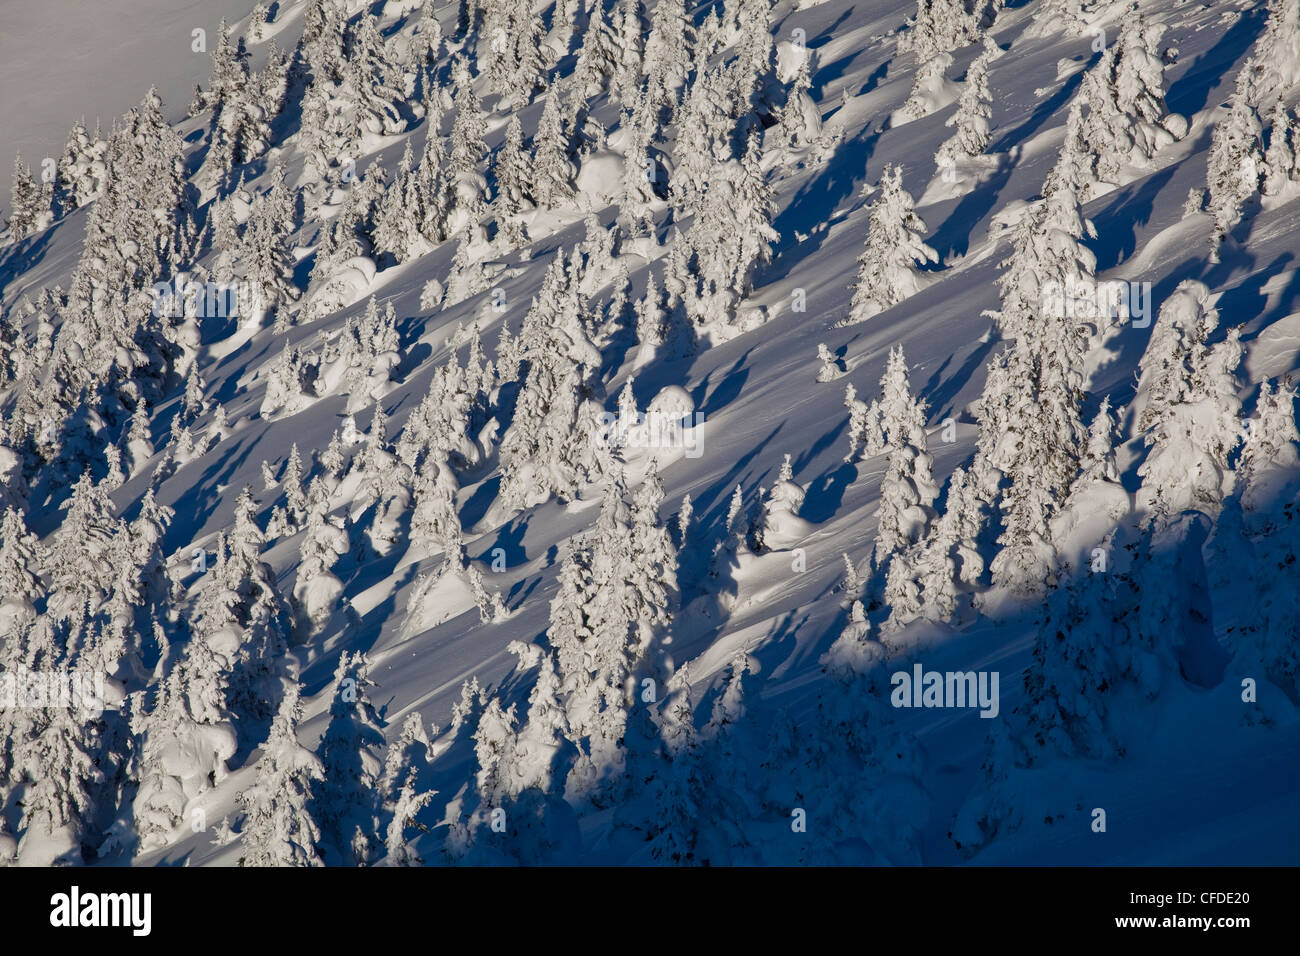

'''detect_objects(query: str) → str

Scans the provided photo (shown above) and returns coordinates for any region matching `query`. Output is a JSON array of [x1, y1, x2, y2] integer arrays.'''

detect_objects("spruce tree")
[[238, 683, 326, 867], [314, 652, 387, 864], [846, 165, 938, 324]]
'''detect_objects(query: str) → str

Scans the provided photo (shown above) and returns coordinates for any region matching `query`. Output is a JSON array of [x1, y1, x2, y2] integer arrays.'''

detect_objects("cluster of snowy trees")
[[1205, 0, 1300, 257], [895, 0, 1002, 125], [1072, 5, 1186, 196], [1, 0, 1298, 867], [943, 0, 1300, 843]]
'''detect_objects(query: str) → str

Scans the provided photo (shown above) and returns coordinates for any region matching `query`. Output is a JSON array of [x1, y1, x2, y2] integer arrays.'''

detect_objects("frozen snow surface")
[[0, 0, 1298, 866]]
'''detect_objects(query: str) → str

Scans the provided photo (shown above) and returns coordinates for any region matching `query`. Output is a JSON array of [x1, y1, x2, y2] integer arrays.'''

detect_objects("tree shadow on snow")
[[1165, 7, 1268, 119], [989, 64, 1089, 156], [1213, 251, 1295, 339], [918, 336, 998, 424], [926, 150, 1019, 260], [800, 460, 857, 524], [765, 125, 882, 285], [693, 348, 755, 417], [477, 516, 528, 568], [1090, 164, 1179, 272]]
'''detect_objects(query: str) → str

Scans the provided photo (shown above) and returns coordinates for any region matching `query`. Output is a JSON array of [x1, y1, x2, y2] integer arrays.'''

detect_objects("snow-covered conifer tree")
[[1206, 65, 1264, 259], [492, 113, 532, 240], [1238, 378, 1300, 518], [293, 485, 350, 635], [314, 652, 387, 863], [45, 472, 122, 624], [0, 506, 43, 641], [1136, 281, 1244, 520], [1077, 6, 1182, 190], [644, 0, 692, 114], [5, 155, 49, 241], [1261, 101, 1300, 196], [845, 165, 937, 324], [843, 382, 884, 462], [572, 0, 621, 98], [240, 165, 301, 328], [55, 120, 108, 211], [873, 352, 939, 566], [238, 683, 325, 867], [532, 88, 577, 209], [899, 0, 982, 60], [345, 13, 408, 140], [935, 38, 998, 167], [449, 56, 488, 179]]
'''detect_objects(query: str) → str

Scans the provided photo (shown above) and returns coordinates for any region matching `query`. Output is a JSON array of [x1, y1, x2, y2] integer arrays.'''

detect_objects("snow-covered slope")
[[0, 0, 263, 171], [0, 0, 1297, 867]]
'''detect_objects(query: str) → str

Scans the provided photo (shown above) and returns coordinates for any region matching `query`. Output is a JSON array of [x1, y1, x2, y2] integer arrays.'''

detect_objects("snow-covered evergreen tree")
[[45, 472, 122, 624], [1238, 378, 1300, 519], [843, 382, 884, 463], [314, 652, 386, 864], [5, 155, 50, 241], [1206, 64, 1265, 259], [872, 347, 939, 567], [899, 0, 983, 60], [935, 38, 999, 166], [0, 507, 43, 641], [237, 683, 325, 867], [293, 488, 350, 636], [1136, 280, 1244, 521], [240, 165, 301, 328], [55, 119, 108, 211], [1077, 6, 1182, 191], [532, 88, 577, 209], [845, 165, 938, 324]]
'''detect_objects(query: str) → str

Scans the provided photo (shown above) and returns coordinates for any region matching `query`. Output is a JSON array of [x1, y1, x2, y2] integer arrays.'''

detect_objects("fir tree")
[[1206, 64, 1264, 259], [845, 164, 938, 324], [532, 88, 576, 209], [5, 155, 48, 241], [935, 38, 998, 166], [238, 683, 326, 867], [314, 652, 387, 864]]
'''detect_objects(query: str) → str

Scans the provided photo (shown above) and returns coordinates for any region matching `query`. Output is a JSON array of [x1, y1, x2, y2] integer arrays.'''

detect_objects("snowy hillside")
[[0, 0, 1297, 867]]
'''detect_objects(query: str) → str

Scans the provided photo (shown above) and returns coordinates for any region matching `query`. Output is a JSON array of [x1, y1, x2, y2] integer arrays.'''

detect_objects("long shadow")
[[821, 59, 891, 117], [800, 460, 857, 524], [1091, 165, 1179, 272], [1199, 231, 1262, 296], [811, 21, 883, 100], [918, 336, 996, 424], [689, 426, 784, 538], [1251, 252, 1300, 330], [765, 125, 882, 285], [460, 473, 503, 529], [477, 516, 528, 568], [0, 226, 57, 295], [395, 341, 433, 383], [794, 415, 849, 477], [745, 609, 809, 687], [183, 432, 264, 529], [927, 150, 1018, 260], [506, 573, 542, 608], [336, 508, 421, 622], [335, 560, 421, 673], [696, 348, 755, 417], [989, 64, 1088, 156], [809, 8, 859, 53], [1214, 251, 1295, 338], [1165, 7, 1268, 119]]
